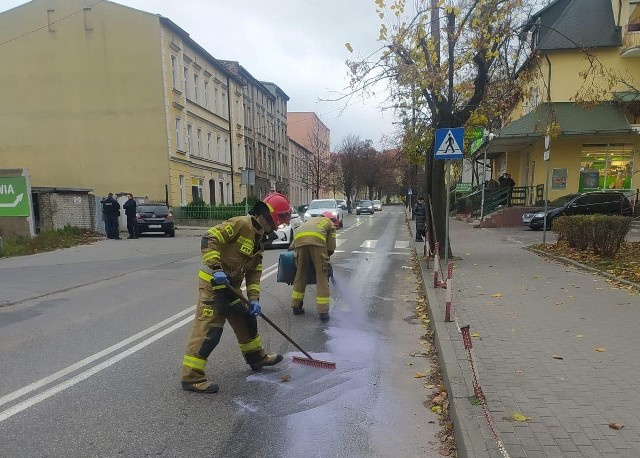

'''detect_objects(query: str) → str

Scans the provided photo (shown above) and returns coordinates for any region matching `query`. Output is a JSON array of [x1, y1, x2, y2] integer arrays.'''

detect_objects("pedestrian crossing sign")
[[434, 127, 464, 160]]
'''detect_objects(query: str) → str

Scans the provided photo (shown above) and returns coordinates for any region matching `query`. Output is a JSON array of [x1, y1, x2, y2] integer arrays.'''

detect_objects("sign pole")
[[542, 135, 550, 246], [444, 160, 451, 270]]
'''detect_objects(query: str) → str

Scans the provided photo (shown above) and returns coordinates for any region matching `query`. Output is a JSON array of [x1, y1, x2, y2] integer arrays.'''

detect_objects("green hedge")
[[552, 215, 631, 258]]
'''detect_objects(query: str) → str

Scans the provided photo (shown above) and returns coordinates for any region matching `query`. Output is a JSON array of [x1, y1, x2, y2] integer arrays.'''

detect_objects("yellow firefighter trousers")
[[181, 278, 267, 383], [291, 245, 330, 313]]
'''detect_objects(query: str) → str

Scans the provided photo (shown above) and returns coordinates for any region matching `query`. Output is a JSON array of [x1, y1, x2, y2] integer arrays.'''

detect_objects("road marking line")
[[0, 307, 195, 409], [0, 265, 279, 422], [360, 240, 377, 248]]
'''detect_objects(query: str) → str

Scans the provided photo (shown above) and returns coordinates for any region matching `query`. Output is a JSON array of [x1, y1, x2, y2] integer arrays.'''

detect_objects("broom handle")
[[225, 283, 315, 361]]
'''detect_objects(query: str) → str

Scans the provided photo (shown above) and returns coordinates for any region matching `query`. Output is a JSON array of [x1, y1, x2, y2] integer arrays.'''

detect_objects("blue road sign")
[[434, 127, 464, 160]]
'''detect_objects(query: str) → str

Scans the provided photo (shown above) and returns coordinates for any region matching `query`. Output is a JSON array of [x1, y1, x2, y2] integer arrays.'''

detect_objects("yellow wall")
[[508, 136, 640, 202], [0, 0, 170, 199]]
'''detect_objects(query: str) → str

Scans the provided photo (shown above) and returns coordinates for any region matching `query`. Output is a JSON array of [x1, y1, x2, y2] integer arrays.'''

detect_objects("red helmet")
[[263, 192, 293, 227], [321, 211, 339, 227]]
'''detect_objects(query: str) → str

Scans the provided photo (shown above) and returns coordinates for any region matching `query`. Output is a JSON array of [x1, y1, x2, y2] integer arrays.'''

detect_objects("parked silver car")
[[303, 198, 345, 227], [264, 207, 301, 248]]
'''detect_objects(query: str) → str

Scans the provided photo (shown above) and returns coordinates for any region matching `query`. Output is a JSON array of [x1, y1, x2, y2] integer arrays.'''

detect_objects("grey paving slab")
[[415, 216, 640, 458]]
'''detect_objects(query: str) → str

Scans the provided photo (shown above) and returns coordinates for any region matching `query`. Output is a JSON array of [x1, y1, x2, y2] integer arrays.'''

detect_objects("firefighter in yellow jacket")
[[290, 211, 337, 322], [181, 194, 292, 394]]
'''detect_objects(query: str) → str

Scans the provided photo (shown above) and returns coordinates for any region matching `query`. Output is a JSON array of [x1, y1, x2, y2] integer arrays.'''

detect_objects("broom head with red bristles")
[[292, 355, 336, 370]]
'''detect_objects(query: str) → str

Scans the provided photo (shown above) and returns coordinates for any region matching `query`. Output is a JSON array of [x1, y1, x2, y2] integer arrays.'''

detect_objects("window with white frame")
[[204, 81, 209, 108], [207, 132, 212, 159], [186, 124, 192, 153], [171, 55, 178, 90], [214, 87, 219, 114], [197, 128, 202, 156], [224, 139, 229, 163], [191, 177, 204, 201], [226, 182, 231, 204], [175, 117, 183, 150], [194, 73, 199, 103], [183, 66, 189, 98], [216, 136, 222, 161], [179, 175, 186, 206], [222, 91, 227, 118]]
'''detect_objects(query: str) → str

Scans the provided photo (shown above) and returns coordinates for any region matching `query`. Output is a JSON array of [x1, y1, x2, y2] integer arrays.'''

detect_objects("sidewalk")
[[415, 218, 640, 457]]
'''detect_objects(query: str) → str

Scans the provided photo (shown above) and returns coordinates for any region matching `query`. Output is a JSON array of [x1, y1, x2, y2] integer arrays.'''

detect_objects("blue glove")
[[212, 271, 228, 285], [248, 300, 262, 316]]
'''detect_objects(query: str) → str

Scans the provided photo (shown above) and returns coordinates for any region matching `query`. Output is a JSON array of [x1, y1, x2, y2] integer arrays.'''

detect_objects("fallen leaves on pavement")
[[609, 422, 625, 430], [531, 241, 640, 287]]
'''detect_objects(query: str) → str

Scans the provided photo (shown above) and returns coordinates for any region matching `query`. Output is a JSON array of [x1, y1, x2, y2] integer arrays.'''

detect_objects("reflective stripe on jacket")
[[199, 215, 266, 301], [290, 216, 336, 254]]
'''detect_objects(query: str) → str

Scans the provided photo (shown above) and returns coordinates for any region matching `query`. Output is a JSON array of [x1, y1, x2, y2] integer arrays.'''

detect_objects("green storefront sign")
[[0, 176, 30, 217]]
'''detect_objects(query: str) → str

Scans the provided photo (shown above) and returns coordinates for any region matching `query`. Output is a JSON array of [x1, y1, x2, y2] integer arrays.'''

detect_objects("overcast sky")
[[0, 0, 398, 150]]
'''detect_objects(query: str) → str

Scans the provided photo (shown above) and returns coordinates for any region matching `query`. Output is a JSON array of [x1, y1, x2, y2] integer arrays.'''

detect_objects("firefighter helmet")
[[321, 211, 339, 227], [263, 192, 293, 228]]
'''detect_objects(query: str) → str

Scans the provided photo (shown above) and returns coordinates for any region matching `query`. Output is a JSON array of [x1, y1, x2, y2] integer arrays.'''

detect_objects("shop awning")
[[477, 102, 634, 158]]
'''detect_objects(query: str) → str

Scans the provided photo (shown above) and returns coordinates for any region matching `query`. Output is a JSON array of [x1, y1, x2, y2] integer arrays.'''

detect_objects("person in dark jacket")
[[101, 193, 121, 239], [123, 193, 139, 239], [413, 196, 427, 242]]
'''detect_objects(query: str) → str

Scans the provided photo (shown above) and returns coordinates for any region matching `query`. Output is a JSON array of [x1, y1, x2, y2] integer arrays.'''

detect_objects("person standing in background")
[[101, 193, 121, 240], [123, 193, 139, 239]]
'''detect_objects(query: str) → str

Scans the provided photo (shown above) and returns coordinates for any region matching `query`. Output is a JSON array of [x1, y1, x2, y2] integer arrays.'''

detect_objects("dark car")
[[356, 199, 375, 215], [524, 191, 633, 230], [136, 204, 175, 237]]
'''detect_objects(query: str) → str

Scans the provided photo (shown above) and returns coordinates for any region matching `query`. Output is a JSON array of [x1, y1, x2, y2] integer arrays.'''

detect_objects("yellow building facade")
[[486, 0, 640, 202], [0, 0, 246, 207]]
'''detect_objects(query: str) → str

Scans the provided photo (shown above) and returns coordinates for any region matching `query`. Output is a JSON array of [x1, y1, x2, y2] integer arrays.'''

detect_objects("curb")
[[406, 213, 491, 458]]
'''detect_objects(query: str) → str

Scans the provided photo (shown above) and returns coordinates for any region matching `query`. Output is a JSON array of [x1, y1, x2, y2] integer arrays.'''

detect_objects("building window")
[[222, 91, 228, 118], [183, 66, 189, 98], [193, 73, 199, 103], [197, 128, 202, 156], [206, 132, 212, 159], [216, 136, 222, 161], [186, 124, 192, 153], [219, 182, 224, 205], [204, 81, 209, 108], [580, 144, 634, 191], [224, 139, 229, 163], [175, 117, 183, 150], [179, 175, 186, 206], [214, 87, 219, 114], [226, 182, 231, 204], [171, 55, 178, 90], [191, 177, 203, 202]]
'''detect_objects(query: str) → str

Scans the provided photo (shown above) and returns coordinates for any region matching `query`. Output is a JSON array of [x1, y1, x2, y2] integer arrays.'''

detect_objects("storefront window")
[[579, 144, 634, 191]]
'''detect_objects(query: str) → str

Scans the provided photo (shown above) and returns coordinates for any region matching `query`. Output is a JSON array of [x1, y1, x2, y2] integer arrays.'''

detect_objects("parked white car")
[[264, 207, 301, 248], [303, 198, 345, 227]]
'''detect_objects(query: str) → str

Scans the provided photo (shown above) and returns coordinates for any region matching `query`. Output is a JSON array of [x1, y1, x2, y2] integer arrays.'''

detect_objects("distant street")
[[0, 208, 442, 457]]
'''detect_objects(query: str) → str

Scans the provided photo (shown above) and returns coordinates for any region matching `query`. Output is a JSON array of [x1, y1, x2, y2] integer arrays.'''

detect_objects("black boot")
[[292, 300, 304, 315], [319, 312, 330, 322]]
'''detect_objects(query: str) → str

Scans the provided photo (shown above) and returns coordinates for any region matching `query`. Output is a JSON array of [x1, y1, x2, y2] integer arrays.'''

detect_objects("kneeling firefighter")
[[180, 194, 292, 393], [290, 211, 337, 322]]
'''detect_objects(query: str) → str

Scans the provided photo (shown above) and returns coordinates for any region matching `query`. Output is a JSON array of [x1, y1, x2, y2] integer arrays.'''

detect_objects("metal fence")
[[172, 203, 248, 220]]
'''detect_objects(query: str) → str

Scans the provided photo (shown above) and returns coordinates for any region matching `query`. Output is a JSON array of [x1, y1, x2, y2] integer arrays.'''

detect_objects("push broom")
[[225, 283, 336, 370]]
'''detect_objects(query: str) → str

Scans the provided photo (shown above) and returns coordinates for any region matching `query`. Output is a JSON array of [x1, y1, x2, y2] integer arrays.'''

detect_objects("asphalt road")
[[0, 209, 441, 458]]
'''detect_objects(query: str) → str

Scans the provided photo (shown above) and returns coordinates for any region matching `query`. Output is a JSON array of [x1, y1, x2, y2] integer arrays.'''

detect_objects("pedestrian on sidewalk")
[[413, 196, 427, 242], [180, 195, 292, 394], [289, 211, 337, 322], [122, 193, 139, 239]]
